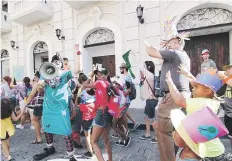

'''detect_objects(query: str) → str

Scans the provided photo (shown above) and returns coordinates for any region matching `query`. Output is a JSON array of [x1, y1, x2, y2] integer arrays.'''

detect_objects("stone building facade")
[[1, 0, 232, 109]]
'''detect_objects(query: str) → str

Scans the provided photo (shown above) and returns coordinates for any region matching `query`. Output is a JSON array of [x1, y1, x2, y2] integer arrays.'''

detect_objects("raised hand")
[[165, 71, 173, 84], [178, 64, 190, 76]]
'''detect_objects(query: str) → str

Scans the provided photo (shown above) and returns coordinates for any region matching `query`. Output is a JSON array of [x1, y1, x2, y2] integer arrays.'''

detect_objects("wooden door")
[[92, 55, 115, 77], [184, 32, 230, 77]]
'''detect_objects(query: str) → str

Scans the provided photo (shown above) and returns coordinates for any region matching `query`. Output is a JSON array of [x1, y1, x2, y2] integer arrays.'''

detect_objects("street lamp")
[[55, 29, 65, 40], [10, 40, 19, 50], [136, 5, 144, 24]]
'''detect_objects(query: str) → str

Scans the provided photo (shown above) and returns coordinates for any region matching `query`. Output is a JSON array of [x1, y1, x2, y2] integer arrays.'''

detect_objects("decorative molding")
[[89, 7, 102, 27], [85, 29, 115, 46], [177, 8, 232, 30], [33, 41, 48, 54], [1, 50, 9, 59]]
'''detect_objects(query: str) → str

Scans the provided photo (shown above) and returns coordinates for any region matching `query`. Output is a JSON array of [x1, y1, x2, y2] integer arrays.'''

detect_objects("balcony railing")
[[10, 0, 53, 25], [1, 11, 12, 33]]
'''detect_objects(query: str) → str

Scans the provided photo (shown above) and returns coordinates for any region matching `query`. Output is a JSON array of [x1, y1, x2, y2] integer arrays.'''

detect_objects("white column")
[[229, 30, 232, 63]]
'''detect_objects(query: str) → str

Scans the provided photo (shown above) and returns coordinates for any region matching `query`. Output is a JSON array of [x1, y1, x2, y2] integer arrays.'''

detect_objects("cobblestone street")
[[3, 124, 231, 161]]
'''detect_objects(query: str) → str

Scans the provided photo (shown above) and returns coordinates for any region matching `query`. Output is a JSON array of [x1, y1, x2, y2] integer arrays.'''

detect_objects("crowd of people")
[[1, 20, 232, 161]]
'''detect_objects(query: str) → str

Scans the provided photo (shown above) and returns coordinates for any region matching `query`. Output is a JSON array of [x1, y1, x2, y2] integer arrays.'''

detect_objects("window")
[[1, 49, 10, 78]]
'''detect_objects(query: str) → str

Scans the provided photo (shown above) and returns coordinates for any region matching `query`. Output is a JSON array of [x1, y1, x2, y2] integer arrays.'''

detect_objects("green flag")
[[122, 50, 135, 79]]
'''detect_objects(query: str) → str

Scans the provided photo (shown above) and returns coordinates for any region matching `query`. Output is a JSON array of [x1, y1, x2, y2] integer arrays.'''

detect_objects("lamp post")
[[55, 29, 65, 40], [136, 5, 144, 24]]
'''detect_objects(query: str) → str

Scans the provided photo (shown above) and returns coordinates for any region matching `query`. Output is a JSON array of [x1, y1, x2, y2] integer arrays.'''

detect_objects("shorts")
[[19, 100, 27, 113], [33, 106, 43, 117], [1, 132, 9, 141], [93, 109, 113, 128], [71, 109, 82, 132], [144, 99, 158, 122], [82, 119, 93, 131], [224, 114, 232, 138]]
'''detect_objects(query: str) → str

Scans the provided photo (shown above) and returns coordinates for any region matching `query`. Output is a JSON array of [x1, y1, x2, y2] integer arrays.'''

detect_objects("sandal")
[[31, 138, 42, 144]]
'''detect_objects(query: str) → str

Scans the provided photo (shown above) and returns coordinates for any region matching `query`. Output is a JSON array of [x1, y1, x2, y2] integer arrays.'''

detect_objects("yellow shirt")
[[186, 97, 224, 157], [186, 98, 220, 115], [0, 117, 15, 139]]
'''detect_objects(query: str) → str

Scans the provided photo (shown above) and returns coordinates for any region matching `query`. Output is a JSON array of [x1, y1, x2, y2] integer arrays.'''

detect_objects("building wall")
[[1, 0, 232, 108]]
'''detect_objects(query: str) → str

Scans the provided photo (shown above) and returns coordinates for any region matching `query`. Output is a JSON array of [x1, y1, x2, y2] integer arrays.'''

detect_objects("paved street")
[[4, 123, 232, 161]]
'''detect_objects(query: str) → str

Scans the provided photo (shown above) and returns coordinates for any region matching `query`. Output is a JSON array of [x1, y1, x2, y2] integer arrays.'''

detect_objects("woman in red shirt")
[[83, 68, 113, 161]]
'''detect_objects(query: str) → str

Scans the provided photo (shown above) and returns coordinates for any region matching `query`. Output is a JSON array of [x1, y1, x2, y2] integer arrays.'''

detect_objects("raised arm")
[[166, 71, 187, 108], [24, 83, 41, 107]]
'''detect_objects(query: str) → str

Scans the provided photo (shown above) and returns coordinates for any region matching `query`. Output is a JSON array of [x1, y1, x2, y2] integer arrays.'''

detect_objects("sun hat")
[[161, 17, 190, 47], [190, 68, 225, 93], [171, 107, 228, 158], [201, 49, 210, 55], [111, 76, 124, 88], [119, 63, 128, 69]]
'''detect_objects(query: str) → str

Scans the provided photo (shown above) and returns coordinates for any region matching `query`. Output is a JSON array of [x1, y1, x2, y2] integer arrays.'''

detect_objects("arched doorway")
[[177, 8, 232, 76], [1, 49, 10, 78], [83, 28, 116, 77], [33, 41, 48, 72]]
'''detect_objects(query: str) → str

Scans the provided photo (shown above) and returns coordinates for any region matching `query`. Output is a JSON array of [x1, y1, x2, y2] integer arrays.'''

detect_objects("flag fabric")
[[122, 50, 135, 79]]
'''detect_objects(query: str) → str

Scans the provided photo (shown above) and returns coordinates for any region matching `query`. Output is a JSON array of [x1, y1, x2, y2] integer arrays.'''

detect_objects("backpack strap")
[[145, 78, 155, 96]]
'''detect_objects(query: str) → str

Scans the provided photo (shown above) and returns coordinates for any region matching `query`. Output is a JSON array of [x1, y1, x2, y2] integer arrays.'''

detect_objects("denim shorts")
[[144, 99, 158, 122], [82, 119, 93, 131], [93, 109, 113, 128]]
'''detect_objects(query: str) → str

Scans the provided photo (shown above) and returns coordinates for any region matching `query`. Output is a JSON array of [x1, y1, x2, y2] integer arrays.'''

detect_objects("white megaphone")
[[39, 62, 58, 80]]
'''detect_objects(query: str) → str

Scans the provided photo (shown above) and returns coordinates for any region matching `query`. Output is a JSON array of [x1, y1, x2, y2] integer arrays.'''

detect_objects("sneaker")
[[16, 124, 24, 129], [150, 138, 158, 144], [69, 155, 77, 161], [111, 134, 119, 138], [74, 142, 83, 149], [139, 135, 151, 140], [224, 153, 232, 160], [133, 122, 140, 130], [83, 151, 93, 159], [115, 139, 123, 146], [33, 147, 56, 160], [30, 125, 35, 130], [124, 137, 131, 147]]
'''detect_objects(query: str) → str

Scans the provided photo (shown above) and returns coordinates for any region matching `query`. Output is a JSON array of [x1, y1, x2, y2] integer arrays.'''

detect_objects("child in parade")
[[77, 72, 95, 158], [70, 95, 83, 149], [171, 107, 229, 161], [83, 68, 113, 161], [166, 67, 229, 160], [1, 98, 25, 161]]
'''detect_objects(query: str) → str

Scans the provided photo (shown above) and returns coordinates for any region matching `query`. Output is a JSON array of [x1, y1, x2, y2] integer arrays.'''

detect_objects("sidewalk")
[[4, 124, 232, 161]]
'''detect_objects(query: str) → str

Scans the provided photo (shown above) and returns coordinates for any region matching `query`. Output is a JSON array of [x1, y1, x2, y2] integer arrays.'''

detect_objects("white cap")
[[202, 49, 210, 55]]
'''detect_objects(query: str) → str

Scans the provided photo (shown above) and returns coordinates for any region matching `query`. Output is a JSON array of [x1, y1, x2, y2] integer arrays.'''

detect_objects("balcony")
[[64, 1, 102, 9], [10, 0, 53, 26], [1, 11, 12, 34]]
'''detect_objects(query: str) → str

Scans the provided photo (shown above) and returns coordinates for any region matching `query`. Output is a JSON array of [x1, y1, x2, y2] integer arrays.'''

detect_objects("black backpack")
[[128, 82, 136, 101], [146, 75, 164, 98]]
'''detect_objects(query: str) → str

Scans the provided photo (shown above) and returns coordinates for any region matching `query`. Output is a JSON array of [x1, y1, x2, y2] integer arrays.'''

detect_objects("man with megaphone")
[[32, 53, 77, 161]]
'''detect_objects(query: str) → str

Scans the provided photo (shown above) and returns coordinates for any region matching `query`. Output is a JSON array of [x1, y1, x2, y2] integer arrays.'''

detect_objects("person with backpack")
[[139, 61, 159, 144], [117, 63, 140, 136], [109, 76, 131, 147]]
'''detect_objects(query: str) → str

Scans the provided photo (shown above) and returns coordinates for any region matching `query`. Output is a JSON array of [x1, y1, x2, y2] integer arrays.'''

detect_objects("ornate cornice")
[[177, 8, 232, 30], [85, 29, 115, 46]]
